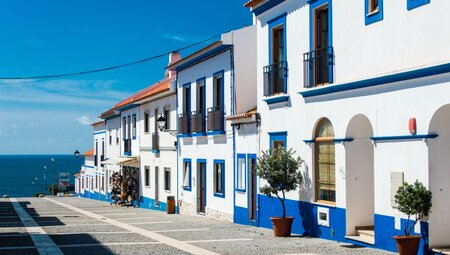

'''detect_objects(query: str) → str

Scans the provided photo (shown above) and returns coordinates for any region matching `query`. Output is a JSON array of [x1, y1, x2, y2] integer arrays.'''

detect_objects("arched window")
[[314, 118, 335, 204]]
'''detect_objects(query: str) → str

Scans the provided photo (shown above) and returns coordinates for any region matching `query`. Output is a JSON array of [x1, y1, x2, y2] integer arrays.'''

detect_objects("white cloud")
[[161, 33, 204, 43], [76, 115, 92, 125], [10, 124, 18, 129]]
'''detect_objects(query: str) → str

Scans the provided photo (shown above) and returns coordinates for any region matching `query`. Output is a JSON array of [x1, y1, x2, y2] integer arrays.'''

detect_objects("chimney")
[[167, 51, 181, 78]]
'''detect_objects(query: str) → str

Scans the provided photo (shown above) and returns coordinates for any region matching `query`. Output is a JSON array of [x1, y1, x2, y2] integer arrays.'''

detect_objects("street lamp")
[[74, 150, 80, 159], [51, 158, 55, 196], [156, 115, 177, 136]]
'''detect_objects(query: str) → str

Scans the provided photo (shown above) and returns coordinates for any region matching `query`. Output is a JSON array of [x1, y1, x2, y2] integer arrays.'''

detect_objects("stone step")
[[345, 234, 375, 245], [357, 229, 375, 238]]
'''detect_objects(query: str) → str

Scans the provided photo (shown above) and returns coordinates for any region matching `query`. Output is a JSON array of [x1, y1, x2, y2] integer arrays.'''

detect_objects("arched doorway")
[[345, 114, 374, 243], [314, 118, 336, 204], [428, 105, 450, 248]]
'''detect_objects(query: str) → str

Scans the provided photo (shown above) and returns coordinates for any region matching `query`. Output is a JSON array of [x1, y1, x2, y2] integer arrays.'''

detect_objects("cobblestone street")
[[0, 197, 396, 255]]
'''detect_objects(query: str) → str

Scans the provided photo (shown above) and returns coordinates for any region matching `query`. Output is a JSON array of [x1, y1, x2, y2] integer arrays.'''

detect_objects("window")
[[95, 140, 98, 167], [314, 118, 335, 204], [164, 107, 170, 130], [95, 175, 98, 189], [183, 159, 191, 190], [236, 154, 246, 191], [365, 0, 383, 25], [127, 116, 131, 140], [407, 0, 430, 10], [213, 74, 223, 111], [101, 140, 105, 162], [101, 176, 104, 191], [144, 112, 149, 133], [154, 109, 158, 133], [145, 166, 150, 187], [213, 160, 225, 197], [183, 85, 191, 114], [132, 114, 136, 139], [164, 168, 171, 192], [116, 129, 119, 144], [269, 131, 287, 150], [369, 0, 379, 13], [109, 130, 112, 145], [122, 117, 126, 139], [264, 14, 287, 97]]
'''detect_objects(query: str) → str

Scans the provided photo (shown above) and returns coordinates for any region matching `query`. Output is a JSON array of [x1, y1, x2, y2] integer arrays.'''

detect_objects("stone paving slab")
[[0, 197, 397, 255]]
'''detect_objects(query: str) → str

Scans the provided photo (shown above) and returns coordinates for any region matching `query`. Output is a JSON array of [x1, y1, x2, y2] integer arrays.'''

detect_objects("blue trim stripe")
[[252, 0, 286, 16], [370, 134, 438, 141], [175, 45, 232, 72], [208, 130, 225, 136], [303, 137, 353, 144], [299, 62, 450, 98], [94, 130, 106, 135], [407, 0, 430, 10], [263, 95, 289, 104]]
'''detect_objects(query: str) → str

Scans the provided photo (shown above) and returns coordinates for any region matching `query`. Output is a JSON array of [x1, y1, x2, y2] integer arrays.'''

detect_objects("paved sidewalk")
[[0, 197, 396, 255]]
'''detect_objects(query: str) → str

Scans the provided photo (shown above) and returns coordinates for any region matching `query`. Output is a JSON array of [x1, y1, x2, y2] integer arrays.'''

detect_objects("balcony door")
[[315, 6, 329, 85], [197, 161, 206, 214], [272, 26, 285, 95]]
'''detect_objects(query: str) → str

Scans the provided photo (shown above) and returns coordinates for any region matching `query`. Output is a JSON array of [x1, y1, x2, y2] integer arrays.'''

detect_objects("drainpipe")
[[230, 43, 236, 223], [175, 72, 180, 214]]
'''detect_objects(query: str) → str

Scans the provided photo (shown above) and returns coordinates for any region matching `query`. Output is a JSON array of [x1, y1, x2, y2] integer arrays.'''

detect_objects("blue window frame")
[[182, 159, 192, 191], [213, 159, 225, 198], [266, 13, 288, 96], [236, 154, 246, 192], [208, 70, 226, 135], [269, 131, 287, 150], [132, 114, 137, 139], [365, 0, 383, 25], [407, 0, 430, 10]]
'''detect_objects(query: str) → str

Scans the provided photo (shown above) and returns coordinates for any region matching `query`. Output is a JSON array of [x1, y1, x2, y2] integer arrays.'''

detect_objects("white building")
[[135, 74, 178, 212], [169, 26, 257, 222], [245, 0, 450, 253]]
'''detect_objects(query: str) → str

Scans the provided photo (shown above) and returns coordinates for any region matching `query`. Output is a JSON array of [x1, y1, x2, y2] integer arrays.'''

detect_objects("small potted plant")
[[393, 180, 432, 255], [256, 146, 304, 237]]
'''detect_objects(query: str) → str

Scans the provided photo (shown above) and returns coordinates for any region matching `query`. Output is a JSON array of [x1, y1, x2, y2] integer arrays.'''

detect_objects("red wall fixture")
[[409, 118, 417, 135]]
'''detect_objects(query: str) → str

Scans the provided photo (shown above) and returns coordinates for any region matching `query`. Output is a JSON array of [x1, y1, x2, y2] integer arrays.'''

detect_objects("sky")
[[0, 0, 252, 154]]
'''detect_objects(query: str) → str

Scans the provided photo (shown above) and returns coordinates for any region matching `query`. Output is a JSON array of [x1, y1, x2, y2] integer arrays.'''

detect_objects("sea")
[[0, 155, 84, 197]]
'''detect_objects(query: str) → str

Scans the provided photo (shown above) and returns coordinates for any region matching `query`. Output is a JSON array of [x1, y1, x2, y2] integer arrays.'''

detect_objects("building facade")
[[169, 26, 257, 222], [245, 0, 450, 253]]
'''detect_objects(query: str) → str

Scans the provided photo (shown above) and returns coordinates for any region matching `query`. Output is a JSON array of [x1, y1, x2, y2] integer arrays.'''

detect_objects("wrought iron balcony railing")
[[263, 61, 288, 97], [178, 113, 190, 135], [303, 46, 334, 88], [191, 111, 205, 134], [207, 106, 224, 132]]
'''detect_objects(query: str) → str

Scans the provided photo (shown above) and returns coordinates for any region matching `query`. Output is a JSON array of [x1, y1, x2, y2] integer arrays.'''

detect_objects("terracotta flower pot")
[[394, 235, 421, 255], [271, 217, 294, 237]]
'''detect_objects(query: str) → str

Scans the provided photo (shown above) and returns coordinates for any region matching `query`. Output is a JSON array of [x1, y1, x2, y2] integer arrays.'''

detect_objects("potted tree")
[[393, 180, 432, 255], [256, 147, 304, 237]]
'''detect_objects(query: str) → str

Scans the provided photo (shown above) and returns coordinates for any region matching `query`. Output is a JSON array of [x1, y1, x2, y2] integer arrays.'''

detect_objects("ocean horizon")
[[0, 154, 84, 197]]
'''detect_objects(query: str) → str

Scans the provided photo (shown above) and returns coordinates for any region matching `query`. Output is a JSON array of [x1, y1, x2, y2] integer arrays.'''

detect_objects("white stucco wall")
[[139, 93, 178, 206], [177, 50, 234, 219]]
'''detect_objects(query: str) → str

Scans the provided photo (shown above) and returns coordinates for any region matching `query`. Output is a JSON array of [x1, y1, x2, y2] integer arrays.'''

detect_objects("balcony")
[[178, 113, 190, 136], [263, 61, 288, 97], [207, 106, 224, 133], [303, 46, 334, 88], [123, 138, 131, 155], [191, 111, 205, 134], [152, 133, 159, 152]]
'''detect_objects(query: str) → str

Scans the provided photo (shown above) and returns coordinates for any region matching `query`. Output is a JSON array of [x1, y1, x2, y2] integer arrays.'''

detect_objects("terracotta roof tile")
[[244, 0, 265, 7], [83, 149, 94, 156]]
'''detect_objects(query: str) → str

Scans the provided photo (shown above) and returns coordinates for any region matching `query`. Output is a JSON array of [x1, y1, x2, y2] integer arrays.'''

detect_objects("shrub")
[[256, 147, 304, 218], [394, 180, 432, 236]]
